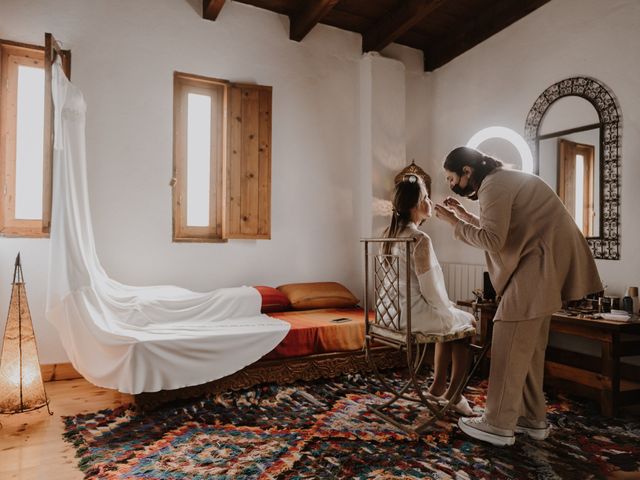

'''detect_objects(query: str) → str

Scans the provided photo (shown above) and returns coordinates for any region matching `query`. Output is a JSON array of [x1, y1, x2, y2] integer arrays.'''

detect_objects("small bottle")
[[622, 296, 634, 314], [626, 287, 639, 314], [602, 297, 612, 313]]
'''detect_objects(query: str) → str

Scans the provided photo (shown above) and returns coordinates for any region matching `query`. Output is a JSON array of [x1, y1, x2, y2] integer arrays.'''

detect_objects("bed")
[[134, 305, 403, 408]]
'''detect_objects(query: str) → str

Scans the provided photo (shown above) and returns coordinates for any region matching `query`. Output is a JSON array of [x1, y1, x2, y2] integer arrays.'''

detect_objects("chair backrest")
[[362, 238, 415, 337], [374, 253, 401, 330]]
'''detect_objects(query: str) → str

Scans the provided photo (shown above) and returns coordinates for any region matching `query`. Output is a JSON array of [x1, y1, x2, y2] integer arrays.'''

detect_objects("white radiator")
[[441, 262, 485, 303]]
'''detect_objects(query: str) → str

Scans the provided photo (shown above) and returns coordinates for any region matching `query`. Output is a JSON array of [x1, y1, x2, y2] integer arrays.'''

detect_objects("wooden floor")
[[0, 379, 131, 480]]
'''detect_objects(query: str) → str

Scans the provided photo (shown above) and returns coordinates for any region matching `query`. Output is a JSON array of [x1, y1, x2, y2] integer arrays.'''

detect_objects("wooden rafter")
[[203, 0, 226, 21], [362, 0, 446, 53], [424, 0, 552, 71], [289, 0, 340, 42]]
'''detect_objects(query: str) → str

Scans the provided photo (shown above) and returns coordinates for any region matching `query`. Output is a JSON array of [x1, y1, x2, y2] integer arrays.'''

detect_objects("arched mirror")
[[525, 77, 622, 260]]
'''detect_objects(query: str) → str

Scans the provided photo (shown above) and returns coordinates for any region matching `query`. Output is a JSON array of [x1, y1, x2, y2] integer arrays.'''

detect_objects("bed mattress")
[[264, 308, 366, 359]]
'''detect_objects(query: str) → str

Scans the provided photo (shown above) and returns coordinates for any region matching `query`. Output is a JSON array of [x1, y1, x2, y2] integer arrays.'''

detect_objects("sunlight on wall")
[[372, 197, 393, 217], [466, 126, 533, 174]]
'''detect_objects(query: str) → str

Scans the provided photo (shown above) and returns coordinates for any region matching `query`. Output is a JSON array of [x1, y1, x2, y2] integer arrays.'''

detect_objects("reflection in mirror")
[[525, 77, 621, 260], [537, 96, 601, 238]]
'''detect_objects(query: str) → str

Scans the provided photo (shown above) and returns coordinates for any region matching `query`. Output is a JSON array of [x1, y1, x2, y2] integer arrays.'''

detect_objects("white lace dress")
[[390, 223, 474, 335]]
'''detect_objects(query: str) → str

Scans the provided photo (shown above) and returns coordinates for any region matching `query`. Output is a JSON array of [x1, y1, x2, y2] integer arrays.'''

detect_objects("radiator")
[[441, 262, 485, 303]]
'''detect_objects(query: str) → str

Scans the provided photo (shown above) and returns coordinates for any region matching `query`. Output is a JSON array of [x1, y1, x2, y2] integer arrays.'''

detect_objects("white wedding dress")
[[45, 60, 289, 394], [391, 223, 474, 334]]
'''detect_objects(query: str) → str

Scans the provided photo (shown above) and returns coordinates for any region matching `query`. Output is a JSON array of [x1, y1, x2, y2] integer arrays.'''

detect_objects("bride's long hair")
[[382, 176, 423, 257]]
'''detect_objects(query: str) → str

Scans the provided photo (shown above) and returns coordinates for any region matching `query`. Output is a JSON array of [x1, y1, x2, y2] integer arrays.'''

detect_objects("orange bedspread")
[[264, 308, 366, 359]]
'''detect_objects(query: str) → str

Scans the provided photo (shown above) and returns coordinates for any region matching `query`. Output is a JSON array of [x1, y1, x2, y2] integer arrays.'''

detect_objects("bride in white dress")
[[382, 175, 476, 415]]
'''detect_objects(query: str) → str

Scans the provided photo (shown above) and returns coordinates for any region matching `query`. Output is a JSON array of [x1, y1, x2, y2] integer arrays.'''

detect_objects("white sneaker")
[[515, 417, 550, 440], [458, 416, 515, 446], [449, 395, 475, 416], [436, 395, 476, 416]]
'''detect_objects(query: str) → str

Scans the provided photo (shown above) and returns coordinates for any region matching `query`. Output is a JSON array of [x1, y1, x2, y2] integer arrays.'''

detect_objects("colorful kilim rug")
[[63, 373, 640, 479]]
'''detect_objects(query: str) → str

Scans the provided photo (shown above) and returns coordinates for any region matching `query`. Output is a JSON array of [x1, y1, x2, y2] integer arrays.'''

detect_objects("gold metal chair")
[[362, 237, 489, 436]]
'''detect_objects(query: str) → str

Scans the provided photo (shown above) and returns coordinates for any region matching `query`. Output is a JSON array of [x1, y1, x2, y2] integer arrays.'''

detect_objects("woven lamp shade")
[[0, 254, 50, 414]]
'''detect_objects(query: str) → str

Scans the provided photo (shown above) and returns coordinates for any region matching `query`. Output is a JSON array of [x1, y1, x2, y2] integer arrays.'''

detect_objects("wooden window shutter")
[[44, 32, 71, 233], [225, 83, 271, 239], [557, 138, 576, 218]]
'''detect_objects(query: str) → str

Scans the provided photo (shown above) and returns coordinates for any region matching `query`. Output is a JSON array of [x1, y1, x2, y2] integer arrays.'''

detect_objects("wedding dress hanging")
[[45, 61, 289, 394]]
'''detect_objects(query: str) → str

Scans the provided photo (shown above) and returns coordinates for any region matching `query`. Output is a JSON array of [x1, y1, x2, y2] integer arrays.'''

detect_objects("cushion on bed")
[[276, 282, 359, 310], [254, 286, 291, 313]]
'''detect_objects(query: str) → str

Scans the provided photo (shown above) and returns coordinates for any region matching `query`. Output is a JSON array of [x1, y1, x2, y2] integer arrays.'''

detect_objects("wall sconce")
[[0, 254, 51, 414]]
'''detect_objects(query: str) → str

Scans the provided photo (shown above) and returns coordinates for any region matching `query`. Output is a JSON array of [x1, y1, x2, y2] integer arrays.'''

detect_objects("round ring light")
[[466, 126, 533, 174]]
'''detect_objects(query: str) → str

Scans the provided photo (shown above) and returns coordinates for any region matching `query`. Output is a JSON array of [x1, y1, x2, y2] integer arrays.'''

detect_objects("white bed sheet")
[[46, 60, 289, 394]]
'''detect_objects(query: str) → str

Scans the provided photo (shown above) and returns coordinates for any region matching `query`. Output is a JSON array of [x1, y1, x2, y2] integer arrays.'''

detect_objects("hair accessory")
[[407, 174, 417, 183]]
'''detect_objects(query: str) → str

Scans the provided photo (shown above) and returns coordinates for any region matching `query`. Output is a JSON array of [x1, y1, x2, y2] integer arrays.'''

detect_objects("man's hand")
[[435, 204, 460, 227], [443, 196, 469, 217]]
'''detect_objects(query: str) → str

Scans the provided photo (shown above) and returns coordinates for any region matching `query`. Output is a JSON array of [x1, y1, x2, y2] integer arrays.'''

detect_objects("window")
[[172, 73, 226, 241], [172, 72, 272, 242], [558, 139, 595, 236], [0, 34, 70, 237]]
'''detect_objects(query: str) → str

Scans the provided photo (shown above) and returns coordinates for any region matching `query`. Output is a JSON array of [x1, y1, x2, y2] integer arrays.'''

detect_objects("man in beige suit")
[[435, 146, 602, 446]]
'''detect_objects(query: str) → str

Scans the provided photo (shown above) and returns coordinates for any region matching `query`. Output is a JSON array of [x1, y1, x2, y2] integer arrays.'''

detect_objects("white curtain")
[[45, 61, 289, 394]]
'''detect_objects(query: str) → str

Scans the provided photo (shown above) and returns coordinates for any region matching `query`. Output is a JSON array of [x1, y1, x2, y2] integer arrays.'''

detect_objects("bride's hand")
[[443, 196, 469, 216]]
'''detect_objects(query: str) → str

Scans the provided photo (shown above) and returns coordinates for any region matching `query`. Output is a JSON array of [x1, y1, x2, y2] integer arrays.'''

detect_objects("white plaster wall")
[[0, 0, 425, 363], [354, 47, 428, 315], [360, 53, 407, 238], [423, 0, 640, 297], [383, 43, 432, 229]]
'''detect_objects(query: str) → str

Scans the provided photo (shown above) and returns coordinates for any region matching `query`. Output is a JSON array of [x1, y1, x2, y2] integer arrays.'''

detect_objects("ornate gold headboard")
[[394, 161, 431, 197]]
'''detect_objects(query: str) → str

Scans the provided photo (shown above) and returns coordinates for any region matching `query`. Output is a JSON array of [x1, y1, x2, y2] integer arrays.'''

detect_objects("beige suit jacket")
[[454, 169, 602, 321]]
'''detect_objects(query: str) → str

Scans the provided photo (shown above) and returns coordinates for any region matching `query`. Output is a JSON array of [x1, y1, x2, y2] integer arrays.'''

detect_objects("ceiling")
[[203, 0, 552, 71]]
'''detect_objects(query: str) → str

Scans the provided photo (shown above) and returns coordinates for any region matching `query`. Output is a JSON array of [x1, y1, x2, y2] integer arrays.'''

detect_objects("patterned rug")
[[63, 373, 640, 479]]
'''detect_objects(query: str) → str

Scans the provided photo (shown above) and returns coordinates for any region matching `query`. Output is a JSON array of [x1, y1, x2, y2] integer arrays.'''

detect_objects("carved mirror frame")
[[524, 77, 622, 260]]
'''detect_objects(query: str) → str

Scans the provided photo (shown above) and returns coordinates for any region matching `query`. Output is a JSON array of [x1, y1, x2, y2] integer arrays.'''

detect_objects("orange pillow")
[[276, 282, 359, 310], [254, 286, 291, 313]]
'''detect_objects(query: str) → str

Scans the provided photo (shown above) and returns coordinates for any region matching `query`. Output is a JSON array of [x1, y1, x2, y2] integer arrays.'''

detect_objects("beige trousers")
[[485, 316, 551, 430]]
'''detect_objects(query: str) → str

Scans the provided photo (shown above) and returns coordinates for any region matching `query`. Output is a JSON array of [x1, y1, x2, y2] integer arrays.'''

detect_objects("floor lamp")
[[0, 253, 51, 415]]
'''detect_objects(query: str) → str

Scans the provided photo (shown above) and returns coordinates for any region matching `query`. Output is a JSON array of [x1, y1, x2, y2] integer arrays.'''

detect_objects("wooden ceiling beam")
[[203, 0, 226, 21], [424, 0, 552, 71], [362, 0, 446, 53], [289, 0, 341, 42]]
